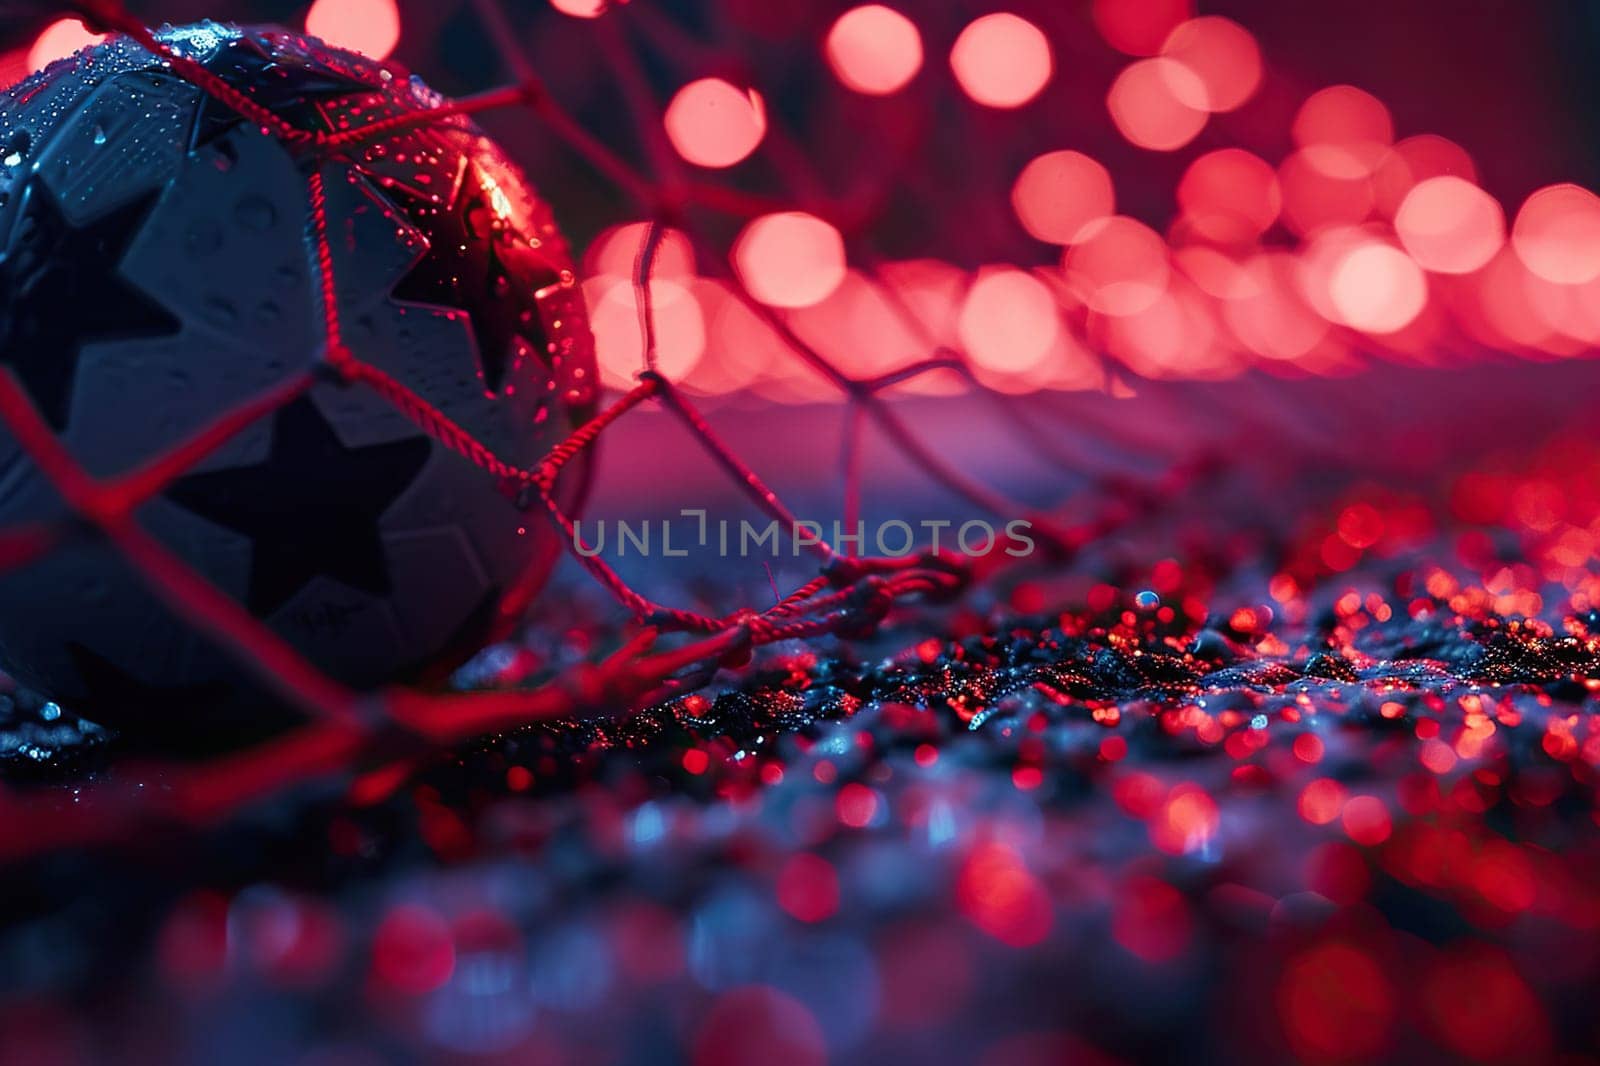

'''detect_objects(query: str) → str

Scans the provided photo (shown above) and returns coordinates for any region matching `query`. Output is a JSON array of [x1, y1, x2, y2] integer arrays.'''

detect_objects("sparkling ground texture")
[[5, 365, 1600, 1065]]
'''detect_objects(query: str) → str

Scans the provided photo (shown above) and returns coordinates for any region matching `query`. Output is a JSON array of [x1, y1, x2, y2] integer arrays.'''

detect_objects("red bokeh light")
[[956, 843, 1053, 947], [586, 222, 697, 281], [1337, 503, 1384, 548], [1395, 176, 1504, 274], [1111, 876, 1191, 962], [370, 904, 454, 995], [1011, 151, 1115, 245], [1278, 942, 1396, 1062], [664, 78, 767, 168], [874, 259, 973, 394], [0, 49, 27, 90], [1174, 245, 1251, 299], [550, 0, 610, 17], [825, 5, 924, 96], [1297, 778, 1346, 824], [1102, 284, 1228, 377], [1107, 58, 1208, 151], [958, 267, 1062, 375], [1420, 947, 1550, 1062], [1159, 16, 1262, 112], [1091, 0, 1194, 57], [1278, 148, 1375, 236], [1520, 259, 1600, 346], [1177, 149, 1281, 245], [1148, 786, 1218, 854], [950, 13, 1053, 109], [305, 0, 401, 61], [1372, 133, 1478, 216], [1453, 247, 1561, 351], [1065, 215, 1171, 315], [1224, 253, 1329, 361], [789, 270, 937, 383], [1340, 794, 1393, 845], [1327, 242, 1427, 334], [27, 18, 106, 71], [586, 277, 706, 389], [1293, 85, 1394, 179], [685, 279, 787, 396], [776, 853, 841, 922], [836, 782, 879, 827], [732, 212, 848, 309], [1511, 183, 1600, 284]]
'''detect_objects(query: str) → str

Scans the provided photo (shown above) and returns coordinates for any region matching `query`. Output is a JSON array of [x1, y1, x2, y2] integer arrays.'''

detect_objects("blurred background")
[[11, 0, 1599, 592], [6, 3, 1600, 1064], [9, 0, 1600, 402], [11, 0, 1600, 563]]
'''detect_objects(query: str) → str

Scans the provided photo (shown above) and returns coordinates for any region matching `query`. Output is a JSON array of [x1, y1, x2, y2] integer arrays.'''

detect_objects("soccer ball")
[[0, 23, 596, 743]]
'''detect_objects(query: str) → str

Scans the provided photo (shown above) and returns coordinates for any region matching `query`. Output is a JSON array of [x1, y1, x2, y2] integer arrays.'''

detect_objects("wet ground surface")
[[4, 368, 1600, 1064]]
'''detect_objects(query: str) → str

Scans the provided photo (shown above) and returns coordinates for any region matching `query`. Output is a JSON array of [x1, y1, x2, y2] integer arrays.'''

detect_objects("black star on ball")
[[186, 33, 559, 397], [0, 181, 180, 431], [390, 163, 560, 394], [166, 399, 430, 616], [189, 33, 373, 149]]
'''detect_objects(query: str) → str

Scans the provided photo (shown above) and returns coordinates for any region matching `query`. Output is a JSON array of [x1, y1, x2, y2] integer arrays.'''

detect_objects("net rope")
[[0, 0, 1190, 855]]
